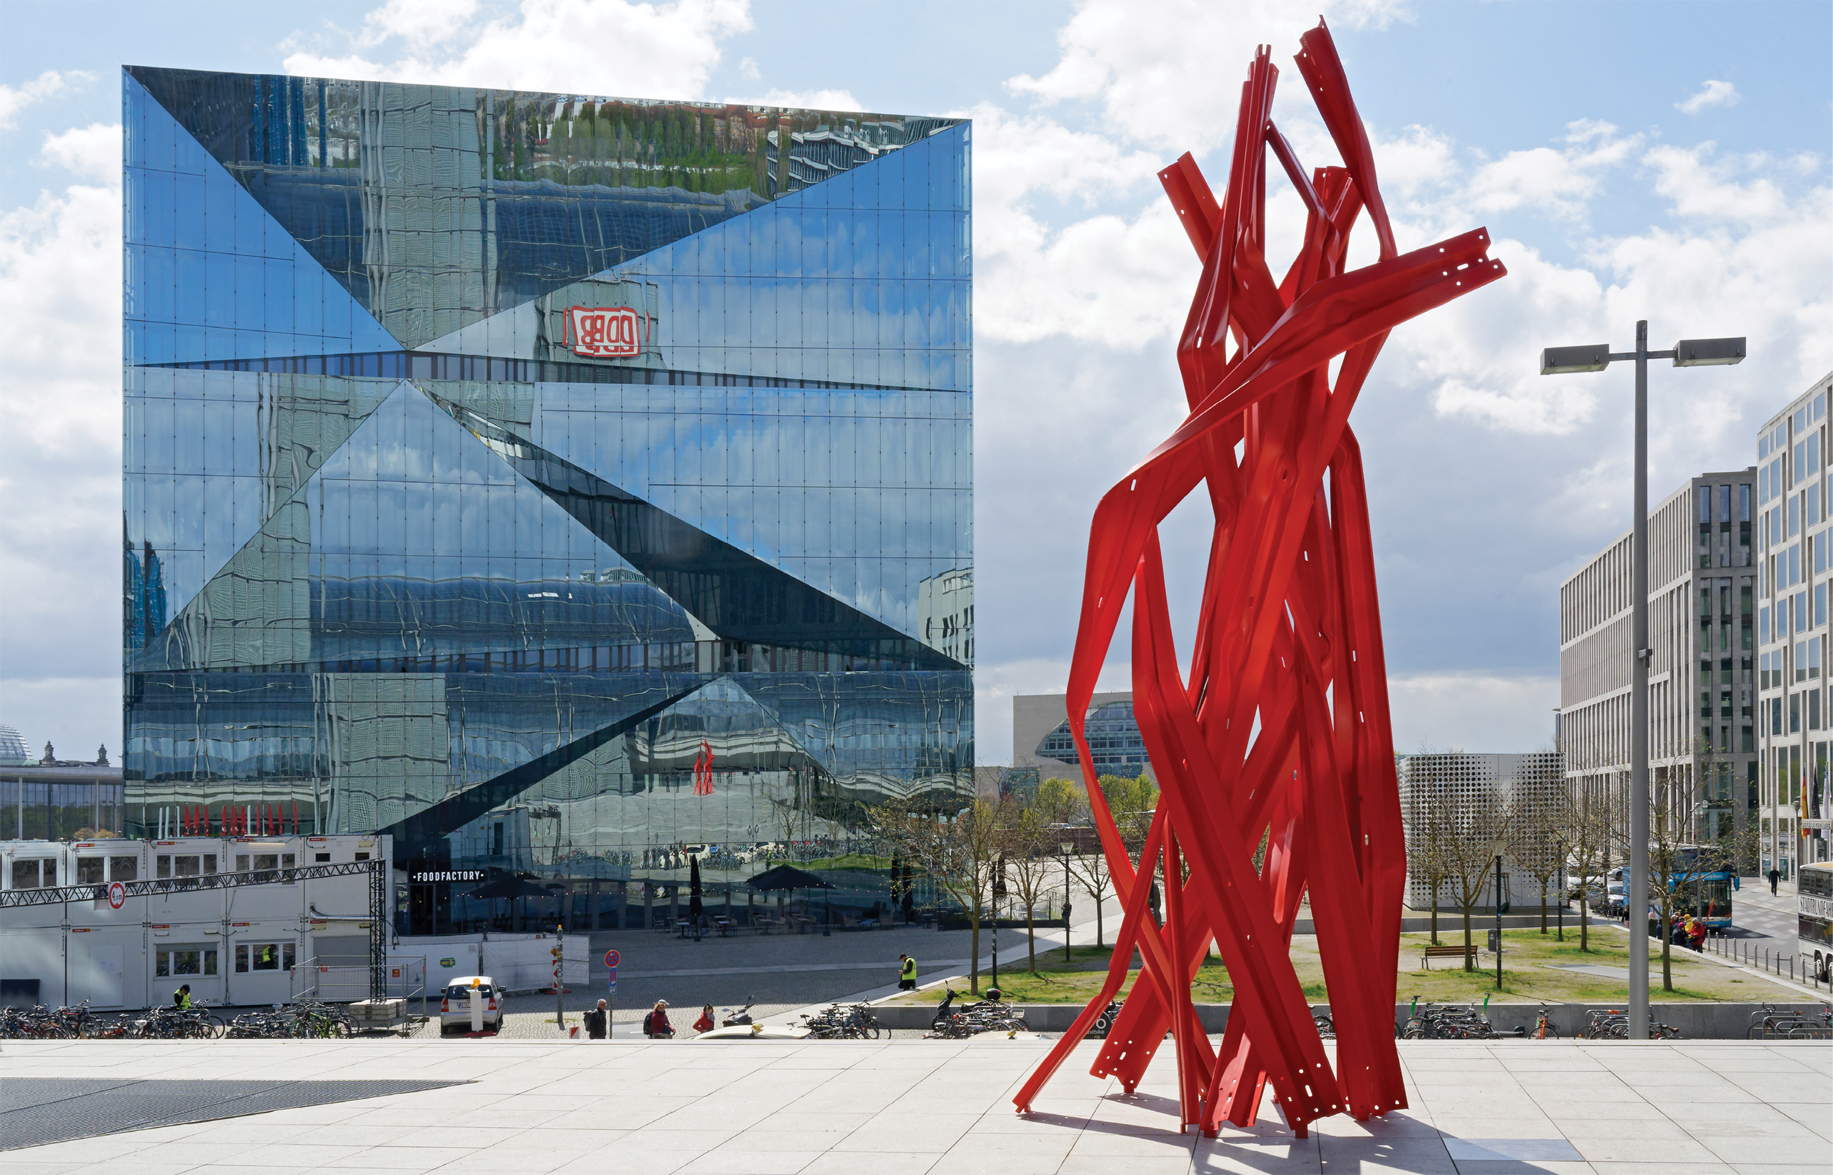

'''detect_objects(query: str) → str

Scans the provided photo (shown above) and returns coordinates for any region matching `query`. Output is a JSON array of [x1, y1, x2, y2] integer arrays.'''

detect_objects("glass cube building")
[[121, 68, 972, 931]]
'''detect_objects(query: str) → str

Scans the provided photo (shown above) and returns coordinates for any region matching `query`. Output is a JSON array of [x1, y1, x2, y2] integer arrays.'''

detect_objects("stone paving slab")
[[0, 1038, 1825, 1174]]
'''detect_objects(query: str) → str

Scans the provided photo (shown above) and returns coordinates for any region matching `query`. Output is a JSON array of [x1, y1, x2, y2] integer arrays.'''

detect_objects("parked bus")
[[1672, 867, 1735, 931], [1799, 861, 1832, 983]]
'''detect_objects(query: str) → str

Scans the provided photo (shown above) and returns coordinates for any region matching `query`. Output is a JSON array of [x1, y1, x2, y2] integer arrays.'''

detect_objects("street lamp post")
[[1495, 853, 1508, 990], [1489, 837, 1509, 992], [1541, 324, 1746, 1040]]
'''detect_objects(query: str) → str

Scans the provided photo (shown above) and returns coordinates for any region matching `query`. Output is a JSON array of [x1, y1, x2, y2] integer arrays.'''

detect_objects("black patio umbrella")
[[746, 863, 833, 933], [688, 855, 705, 921], [744, 864, 832, 891], [469, 875, 549, 932], [901, 864, 915, 923]]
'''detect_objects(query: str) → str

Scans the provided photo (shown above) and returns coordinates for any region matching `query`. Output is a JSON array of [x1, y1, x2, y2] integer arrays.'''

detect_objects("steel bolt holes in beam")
[[1011, 20, 1505, 1139]]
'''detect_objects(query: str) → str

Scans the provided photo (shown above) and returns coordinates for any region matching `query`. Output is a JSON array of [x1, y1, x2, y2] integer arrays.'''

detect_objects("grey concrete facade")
[[1754, 370, 1833, 879], [1559, 468, 1758, 859]]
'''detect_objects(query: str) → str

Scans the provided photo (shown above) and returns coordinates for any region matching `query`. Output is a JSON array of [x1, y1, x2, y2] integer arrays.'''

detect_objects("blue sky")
[[1, 0, 1829, 763]]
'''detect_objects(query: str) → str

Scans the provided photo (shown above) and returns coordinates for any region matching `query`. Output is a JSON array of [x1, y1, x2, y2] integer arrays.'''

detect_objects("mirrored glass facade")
[[122, 67, 972, 931]]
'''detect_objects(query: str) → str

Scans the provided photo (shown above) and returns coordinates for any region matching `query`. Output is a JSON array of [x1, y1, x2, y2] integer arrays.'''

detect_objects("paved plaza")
[[1, 1036, 1825, 1174]]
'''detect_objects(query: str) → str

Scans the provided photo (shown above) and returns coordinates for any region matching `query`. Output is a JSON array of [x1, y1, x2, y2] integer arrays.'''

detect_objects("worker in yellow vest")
[[897, 953, 918, 991]]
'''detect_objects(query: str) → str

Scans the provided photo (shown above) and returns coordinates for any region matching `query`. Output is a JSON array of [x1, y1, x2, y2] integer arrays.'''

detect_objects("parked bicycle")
[[800, 1002, 881, 1040], [923, 988, 1027, 1039], [1582, 1008, 1681, 1040], [1402, 1001, 1499, 1040], [1745, 1002, 1832, 1040], [128, 1005, 225, 1039]]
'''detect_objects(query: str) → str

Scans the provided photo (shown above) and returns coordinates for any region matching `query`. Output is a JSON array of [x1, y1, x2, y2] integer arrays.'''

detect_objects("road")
[[1723, 886, 1800, 945]]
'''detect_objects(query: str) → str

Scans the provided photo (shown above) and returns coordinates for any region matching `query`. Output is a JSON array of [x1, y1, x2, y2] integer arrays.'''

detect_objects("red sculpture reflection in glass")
[[1012, 19, 1505, 1138]]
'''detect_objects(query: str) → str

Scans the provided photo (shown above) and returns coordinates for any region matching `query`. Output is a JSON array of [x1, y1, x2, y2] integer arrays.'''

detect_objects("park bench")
[[1419, 943, 1474, 970]]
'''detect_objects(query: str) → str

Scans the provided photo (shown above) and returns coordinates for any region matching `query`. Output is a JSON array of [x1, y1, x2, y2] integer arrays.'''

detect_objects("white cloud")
[[1461, 121, 1641, 221], [738, 56, 760, 81], [1005, 0, 1407, 154], [39, 123, 119, 186], [1677, 79, 1741, 115], [358, 0, 481, 45], [284, 0, 752, 98], [0, 133, 122, 452], [0, 127, 125, 723], [1643, 142, 1790, 225], [0, 70, 90, 130]]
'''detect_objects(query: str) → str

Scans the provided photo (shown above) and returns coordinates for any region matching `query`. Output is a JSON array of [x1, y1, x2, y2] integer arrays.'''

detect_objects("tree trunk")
[[1661, 908, 1674, 992], [1093, 883, 1105, 947], [1026, 907, 1037, 975], [969, 914, 981, 994], [1540, 879, 1548, 933], [1579, 884, 1590, 952], [1462, 905, 1474, 971], [1429, 879, 1439, 945]]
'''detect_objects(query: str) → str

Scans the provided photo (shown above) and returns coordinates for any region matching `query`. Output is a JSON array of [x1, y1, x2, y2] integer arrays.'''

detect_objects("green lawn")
[[799, 853, 891, 872], [889, 925, 1800, 1005]]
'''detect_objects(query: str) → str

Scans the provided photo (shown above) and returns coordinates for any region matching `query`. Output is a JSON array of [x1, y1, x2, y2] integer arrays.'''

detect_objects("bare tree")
[[1439, 780, 1511, 972], [1070, 841, 1113, 947], [1561, 777, 1613, 953], [1509, 782, 1568, 935], [1407, 785, 1456, 945], [1003, 804, 1056, 975], [1647, 765, 1697, 993], [872, 795, 1014, 993]]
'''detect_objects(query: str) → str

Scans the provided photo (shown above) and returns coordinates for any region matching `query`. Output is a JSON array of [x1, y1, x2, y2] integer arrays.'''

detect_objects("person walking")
[[897, 953, 918, 991], [643, 1000, 675, 1038], [584, 999, 608, 1039], [1768, 867, 1781, 895]]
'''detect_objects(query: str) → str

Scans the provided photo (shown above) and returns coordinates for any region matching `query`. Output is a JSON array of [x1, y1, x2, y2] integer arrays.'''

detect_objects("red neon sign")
[[567, 306, 642, 358]]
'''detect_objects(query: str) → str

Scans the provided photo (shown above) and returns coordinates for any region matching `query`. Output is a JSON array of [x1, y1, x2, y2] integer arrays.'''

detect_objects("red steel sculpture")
[[1012, 20, 1505, 1138]]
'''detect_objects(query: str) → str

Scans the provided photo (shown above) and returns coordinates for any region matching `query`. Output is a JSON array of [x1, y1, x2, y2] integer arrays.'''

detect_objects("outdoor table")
[[675, 919, 691, 939], [713, 917, 736, 937]]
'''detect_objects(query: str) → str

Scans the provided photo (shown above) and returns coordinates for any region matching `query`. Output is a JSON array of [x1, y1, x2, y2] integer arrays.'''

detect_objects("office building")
[[121, 68, 973, 933], [1755, 372, 1833, 877], [1560, 469, 1759, 860], [1012, 692, 1153, 783]]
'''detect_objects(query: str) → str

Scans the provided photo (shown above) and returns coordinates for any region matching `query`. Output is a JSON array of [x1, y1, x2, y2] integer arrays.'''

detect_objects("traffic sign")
[[608, 979, 617, 994], [603, 949, 620, 968], [106, 882, 126, 910]]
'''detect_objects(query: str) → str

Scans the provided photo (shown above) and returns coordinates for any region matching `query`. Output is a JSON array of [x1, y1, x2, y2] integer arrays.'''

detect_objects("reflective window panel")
[[123, 67, 973, 930]]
